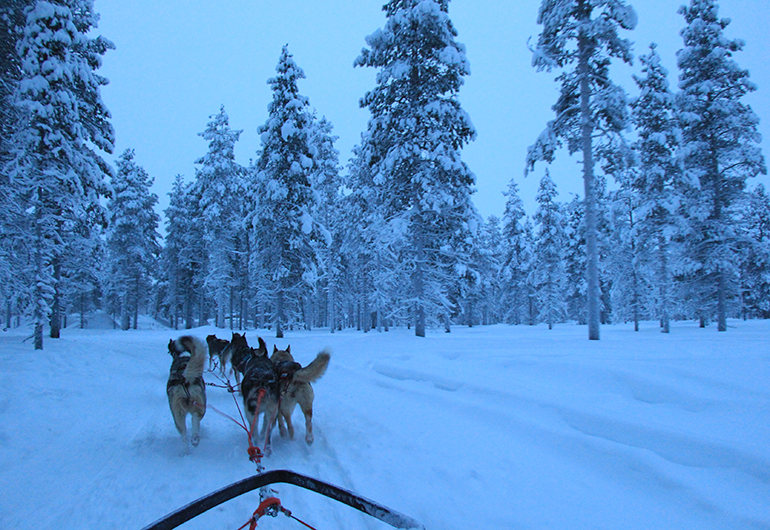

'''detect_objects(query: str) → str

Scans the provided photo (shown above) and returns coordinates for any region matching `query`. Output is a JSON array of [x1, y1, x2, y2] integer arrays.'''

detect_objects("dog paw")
[[305, 433, 314, 445], [191, 434, 200, 447]]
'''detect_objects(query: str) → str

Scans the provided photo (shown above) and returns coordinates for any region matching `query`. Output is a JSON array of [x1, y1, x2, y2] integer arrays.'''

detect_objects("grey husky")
[[166, 336, 207, 448], [233, 334, 282, 453]]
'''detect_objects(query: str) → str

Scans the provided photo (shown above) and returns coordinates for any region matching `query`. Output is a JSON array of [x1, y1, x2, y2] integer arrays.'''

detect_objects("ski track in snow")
[[1, 320, 769, 529]]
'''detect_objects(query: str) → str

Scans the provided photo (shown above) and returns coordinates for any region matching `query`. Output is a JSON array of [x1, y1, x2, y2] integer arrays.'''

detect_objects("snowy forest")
[[0, 0, 768, 350]]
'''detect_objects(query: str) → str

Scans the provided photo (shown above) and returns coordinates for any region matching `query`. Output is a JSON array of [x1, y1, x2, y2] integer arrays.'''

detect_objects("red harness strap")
[[236, 497, 319, 530]]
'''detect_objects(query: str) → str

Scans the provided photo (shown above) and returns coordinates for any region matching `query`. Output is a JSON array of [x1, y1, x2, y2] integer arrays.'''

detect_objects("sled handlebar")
[[141, 469, 425, 530]]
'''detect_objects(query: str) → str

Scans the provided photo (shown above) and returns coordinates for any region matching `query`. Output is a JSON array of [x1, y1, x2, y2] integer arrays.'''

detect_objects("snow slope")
[[1, 320, 769, 529]]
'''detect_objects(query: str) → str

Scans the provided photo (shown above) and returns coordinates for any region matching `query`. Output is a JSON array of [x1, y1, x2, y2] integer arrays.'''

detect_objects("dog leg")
[[277, 410, 292, 439], [261, 411, 278, 456], [285, 411, 295, 440], [301, 402, 314, 445], [190, 412, 202, 447], [171, 406, 189, 447]]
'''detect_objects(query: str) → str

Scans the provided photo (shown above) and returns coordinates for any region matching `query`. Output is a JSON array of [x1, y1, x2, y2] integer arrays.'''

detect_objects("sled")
[[141, 469, 425, 529]]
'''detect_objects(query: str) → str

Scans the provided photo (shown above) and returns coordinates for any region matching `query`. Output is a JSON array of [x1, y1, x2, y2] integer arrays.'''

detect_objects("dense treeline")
[[1, 0, 767, 348]]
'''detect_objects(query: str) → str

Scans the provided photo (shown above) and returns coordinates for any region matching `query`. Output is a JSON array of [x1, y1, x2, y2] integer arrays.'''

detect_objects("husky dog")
[[270, 345, 330, 445], [235, 334, 282, 453], [166, 336, 207, 448], [229, 332, 253, 386], [206, 334, 231, 374]]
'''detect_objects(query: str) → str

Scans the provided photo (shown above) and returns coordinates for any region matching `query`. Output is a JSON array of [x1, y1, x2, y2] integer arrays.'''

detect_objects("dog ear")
[[168, 339, 175, 355], [286, 345, 291, 354], [273, 345, 278, 354], [258, 337, 268, 356]]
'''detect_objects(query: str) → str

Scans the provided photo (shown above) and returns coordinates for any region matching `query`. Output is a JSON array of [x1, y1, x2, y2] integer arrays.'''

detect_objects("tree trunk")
[[33, 189, 46, 349], [229, 286, 234, 330], [717, 270, 727, 331], [329, 281, 335, 334], [579, 25, 600, 341], [414, 223, 426, 338], [35, 322, 43, 350], [276, 290, 284, 339], [49, 257, 61, 338], [659, 234, 670, 333], [199, 289, 205, 328], [133, 276, 139, 330]]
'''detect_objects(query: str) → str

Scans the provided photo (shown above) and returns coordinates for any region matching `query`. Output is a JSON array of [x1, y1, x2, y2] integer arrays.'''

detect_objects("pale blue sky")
[[94, 0, 770, 222]]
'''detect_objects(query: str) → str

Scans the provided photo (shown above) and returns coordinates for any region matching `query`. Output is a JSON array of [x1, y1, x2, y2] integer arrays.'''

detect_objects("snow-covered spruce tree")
[[605, 186, 652, 330], [563, 196, 586, 323], [251, 46, 324, 338], [526, 0, 636, 340], [675, 0, 766, 331], [739, 184, 770, 318], [338, 141, 391, 332], [356, 0, 479, 337], [307, 116, 341, 330], [1, 2, 35, 328], [1, 1, 33, 159], [8, 0, 113, 348], [629, 43, 685, 333], [530, 170, 567, 329], [59, 216, 103, 328], [105, 149, 160, 330], [473, 215, 504, 326], [194, 105, 243, 329], [500, 178, 532, 325], [162, 175, 195, 329]]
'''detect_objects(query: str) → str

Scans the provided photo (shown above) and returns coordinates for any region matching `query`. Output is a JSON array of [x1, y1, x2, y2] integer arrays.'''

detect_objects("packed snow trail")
[[0, 319, 768, 529]]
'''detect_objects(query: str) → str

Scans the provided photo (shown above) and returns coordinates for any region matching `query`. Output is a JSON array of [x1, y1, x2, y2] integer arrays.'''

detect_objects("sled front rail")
[[141, 469, 425, 530]]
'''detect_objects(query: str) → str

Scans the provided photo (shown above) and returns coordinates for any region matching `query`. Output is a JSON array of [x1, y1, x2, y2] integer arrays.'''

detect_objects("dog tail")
[[293, 349, 330, 384], [177, 335, 207, 380]]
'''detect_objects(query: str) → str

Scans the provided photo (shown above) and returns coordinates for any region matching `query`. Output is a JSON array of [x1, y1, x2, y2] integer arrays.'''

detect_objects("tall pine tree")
[[8, 0, 114, 348], [194, 105, 243, 328], [500, 178, 532, 325], [630, 43, 684, 333], [356, 0, 478, 337], [251, 46, 323, 338], [161, 174, 199, 329], [526, 0, 637, 340], [104, 149, 160, 330], [531, 170, 567, 329], [676, 0, 766, 331]]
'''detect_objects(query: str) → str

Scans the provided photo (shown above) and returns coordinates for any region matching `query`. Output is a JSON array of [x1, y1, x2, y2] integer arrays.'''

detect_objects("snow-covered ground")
[[1, 318, 769, 529]]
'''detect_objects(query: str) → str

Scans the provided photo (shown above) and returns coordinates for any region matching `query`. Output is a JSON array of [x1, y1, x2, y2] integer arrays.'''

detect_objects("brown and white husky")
[[166, 336, 207, 448], [270, 345, 330, 445]]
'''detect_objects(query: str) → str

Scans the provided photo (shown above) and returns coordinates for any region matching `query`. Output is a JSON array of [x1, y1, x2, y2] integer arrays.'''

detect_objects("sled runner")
[[141, 469, 425, 530]]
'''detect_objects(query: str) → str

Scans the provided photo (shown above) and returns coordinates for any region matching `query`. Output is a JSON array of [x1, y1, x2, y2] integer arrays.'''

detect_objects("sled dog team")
[[166, 333, 330, 451]]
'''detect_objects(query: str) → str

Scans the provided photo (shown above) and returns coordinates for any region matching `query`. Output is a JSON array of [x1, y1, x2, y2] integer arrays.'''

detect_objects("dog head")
[[270, 345, 302, 389], [271, 344, 293, 364], [231, 332, 248, 350]]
